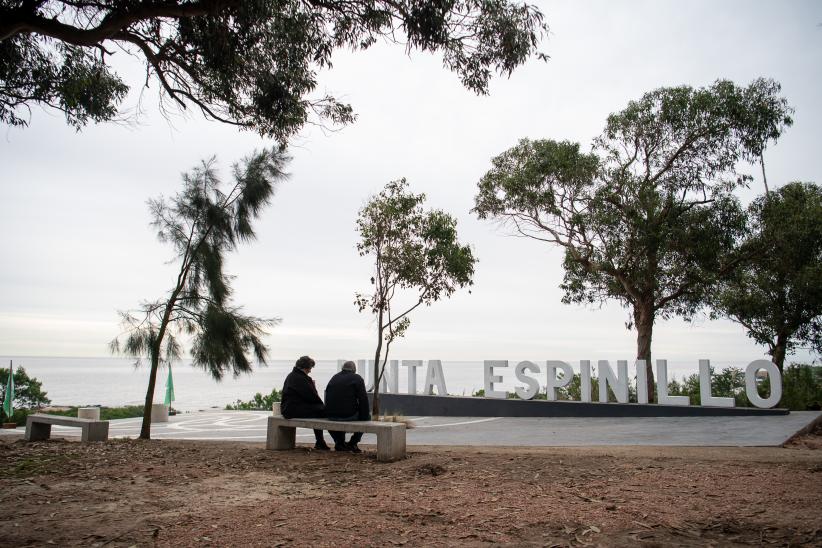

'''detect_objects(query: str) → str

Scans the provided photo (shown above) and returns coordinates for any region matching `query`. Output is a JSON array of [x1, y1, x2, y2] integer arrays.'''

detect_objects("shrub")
[[226, 388, 282, 410], [780, 363, 822, 410], [0, 367, 51, 409], [2, 408, 31, 427], [45, 406, 146, 421]]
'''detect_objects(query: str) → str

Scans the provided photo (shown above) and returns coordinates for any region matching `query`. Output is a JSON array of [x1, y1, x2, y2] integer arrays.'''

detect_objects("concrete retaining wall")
[[371, 393, 789, 417]]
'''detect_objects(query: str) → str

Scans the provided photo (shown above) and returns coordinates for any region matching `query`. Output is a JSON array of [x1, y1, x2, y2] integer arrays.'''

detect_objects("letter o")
[[745, 360, 782, 408]]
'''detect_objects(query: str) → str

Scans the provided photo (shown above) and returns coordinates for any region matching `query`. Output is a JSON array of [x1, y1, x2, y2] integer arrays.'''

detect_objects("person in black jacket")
[[280, 355, 330, 450], [325, 360, 371, 453]]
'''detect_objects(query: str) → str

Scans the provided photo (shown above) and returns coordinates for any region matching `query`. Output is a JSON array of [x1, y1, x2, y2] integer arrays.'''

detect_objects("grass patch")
[[6, 454, 74, 478]]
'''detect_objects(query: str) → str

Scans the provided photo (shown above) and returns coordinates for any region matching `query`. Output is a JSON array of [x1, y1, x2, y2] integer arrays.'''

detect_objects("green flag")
[[3, 362, 14, 419], [164, 364, 175, 406]]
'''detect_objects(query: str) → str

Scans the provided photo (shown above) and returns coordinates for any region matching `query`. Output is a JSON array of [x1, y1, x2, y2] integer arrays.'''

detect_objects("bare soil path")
[[1, 427, 820, 547]]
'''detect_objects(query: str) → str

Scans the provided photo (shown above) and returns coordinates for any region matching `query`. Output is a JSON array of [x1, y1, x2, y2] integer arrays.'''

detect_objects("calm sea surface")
[[1, 356, 743, 411]]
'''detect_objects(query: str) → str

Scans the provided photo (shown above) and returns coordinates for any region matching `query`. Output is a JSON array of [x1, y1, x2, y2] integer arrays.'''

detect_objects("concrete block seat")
[[267, 415, 406, 462], [25, 413, 109, 442]]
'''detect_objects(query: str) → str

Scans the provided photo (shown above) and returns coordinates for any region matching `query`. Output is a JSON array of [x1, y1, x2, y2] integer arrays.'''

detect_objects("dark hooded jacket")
[[281, 367, 325, 419], [324, 370, 371, 420]]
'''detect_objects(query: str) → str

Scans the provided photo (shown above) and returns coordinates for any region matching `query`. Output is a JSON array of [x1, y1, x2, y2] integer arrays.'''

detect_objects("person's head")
[[342, 361, 356, 373], [295, 355, 315, 371]]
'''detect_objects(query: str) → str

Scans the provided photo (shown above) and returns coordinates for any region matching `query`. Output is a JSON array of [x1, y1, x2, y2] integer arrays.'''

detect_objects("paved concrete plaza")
[[3, 410, 819, 446]]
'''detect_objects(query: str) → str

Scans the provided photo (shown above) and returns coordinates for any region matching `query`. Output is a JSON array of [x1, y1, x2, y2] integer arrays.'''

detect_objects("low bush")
[[226, 388, 281, 410], [2, 408, 31, 427], [45, 406, 146, 421]]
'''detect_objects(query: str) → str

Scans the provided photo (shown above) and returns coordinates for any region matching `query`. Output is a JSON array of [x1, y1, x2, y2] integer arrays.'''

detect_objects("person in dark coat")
[[281, 355, 330, 450], [325, 360, 371, 452]]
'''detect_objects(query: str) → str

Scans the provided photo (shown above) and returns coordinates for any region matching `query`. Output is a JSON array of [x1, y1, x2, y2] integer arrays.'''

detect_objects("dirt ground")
[[1, 425, 821, 547]]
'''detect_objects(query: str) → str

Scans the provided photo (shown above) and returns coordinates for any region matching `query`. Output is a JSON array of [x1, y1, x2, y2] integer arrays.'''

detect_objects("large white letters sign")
[[338, 358, 783, 409]]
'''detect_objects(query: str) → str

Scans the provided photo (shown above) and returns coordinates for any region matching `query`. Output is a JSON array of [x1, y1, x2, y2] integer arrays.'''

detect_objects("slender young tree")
[[355, 178, 476, 415], [473, 79, 793, 400], [111, 147, 287, 439], [714, 182, 822, 371]]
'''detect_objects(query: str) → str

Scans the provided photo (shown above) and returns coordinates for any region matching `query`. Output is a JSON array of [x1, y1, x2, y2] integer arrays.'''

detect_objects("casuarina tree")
[[111, 147, 287, 439], [714, 182, 822, 371], [356, 178, 476, 415], [1, 0, 548, 140], [473, 78, 793, 400]]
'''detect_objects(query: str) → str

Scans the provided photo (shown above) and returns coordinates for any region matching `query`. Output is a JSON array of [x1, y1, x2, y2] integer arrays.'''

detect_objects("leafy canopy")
[[0, 366, 51, 409], [714, 182, 822, 367], [1, 0, 548, 139], [356, 178, 476, 339], [473, 79, 793, 326]]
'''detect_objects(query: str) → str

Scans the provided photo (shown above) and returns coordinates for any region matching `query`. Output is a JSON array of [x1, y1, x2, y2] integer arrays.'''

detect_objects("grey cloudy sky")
[[1, 0, 820, 367]]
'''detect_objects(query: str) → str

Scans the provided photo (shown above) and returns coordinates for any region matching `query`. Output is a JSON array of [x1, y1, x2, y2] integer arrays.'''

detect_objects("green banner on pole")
[[3, 361, 14, 418], [164, 364, 175, 406]]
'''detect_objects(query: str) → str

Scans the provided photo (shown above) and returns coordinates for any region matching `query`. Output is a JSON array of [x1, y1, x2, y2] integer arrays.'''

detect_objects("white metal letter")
[[514, 361, 541, 400], [383, 360, 399, 394], [745, 360, 782, 408], [358, 359, 374, 391], [401, 360, 423, 395], [699, 359, 734, 407], [423, 360, 448, 396], [483, 360, 508, 399], [580, 360, 592, 403], [546, 360, 574, 401], [599, 360, 629, 403], [656, 359, 689, 406], [635, 359, 648, 404]]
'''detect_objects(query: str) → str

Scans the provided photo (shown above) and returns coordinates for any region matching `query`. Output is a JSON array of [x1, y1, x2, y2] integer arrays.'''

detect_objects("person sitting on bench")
[[281, 355, 331, 451], [325, 360, 371, 452]]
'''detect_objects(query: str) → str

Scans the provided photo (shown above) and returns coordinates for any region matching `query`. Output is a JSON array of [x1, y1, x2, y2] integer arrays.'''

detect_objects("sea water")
[[2, 356, 740, 411], [2, 356, 491, 411]]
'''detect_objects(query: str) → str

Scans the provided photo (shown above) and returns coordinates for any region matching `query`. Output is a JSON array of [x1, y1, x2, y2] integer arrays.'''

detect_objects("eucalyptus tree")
[[111, 147, 286, 439], [1, 0, 548, 140], [714, 182, 822, 370], [473, 79, 793, 400], [355, 178, 476, 415]]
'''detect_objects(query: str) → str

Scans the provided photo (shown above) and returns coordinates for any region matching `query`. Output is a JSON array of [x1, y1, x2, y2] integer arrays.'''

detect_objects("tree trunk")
[[771, 333, 789, 372], [139, 291, 179, 439], [139, 347, 161, 439], [371, 307, 384, 417], [634, 303, 655, 402]]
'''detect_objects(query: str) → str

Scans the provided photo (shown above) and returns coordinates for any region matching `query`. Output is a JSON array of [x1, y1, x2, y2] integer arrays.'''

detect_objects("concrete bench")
[[266, 415, 406, 462], [25, 413, 109, 442]]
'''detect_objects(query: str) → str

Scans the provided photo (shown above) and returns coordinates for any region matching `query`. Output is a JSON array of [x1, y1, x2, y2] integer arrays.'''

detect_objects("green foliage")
[[225, 388, 282, 410], [780, 364, 822, 411], [0, 366, 51, 409], [356, 178, 476, 413], [45, 405, 147, 421], [0, 405, 146, 427], [473, 79, 793, 392], [714, 182, 822, 369], [2, 408, 31, 427], [0, 37, 128, 129], [1, 0, 547, 140], [472, 372, 638, 403], [110, 147, 286, 438], [667, 367, 750, 407]]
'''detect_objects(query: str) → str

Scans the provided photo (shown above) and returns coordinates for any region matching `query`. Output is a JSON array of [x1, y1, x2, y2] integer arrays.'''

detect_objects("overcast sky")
[[1, 0, 820, 367]]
